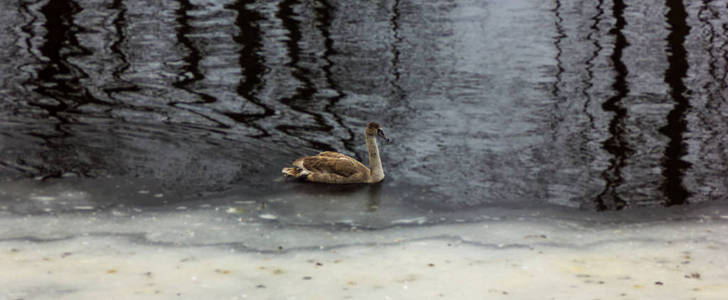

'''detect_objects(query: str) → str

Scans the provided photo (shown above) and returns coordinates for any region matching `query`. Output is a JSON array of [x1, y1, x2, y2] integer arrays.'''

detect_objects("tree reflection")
[[596, 0, 630, 211], [660, 0, 692, 206]]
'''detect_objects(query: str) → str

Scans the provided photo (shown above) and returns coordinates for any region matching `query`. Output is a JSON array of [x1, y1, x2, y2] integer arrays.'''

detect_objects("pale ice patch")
[[29, 195, 57, 202], [258, 214, 278, 220], [73, 206, 95, 211], [391, 216, 427, 225]]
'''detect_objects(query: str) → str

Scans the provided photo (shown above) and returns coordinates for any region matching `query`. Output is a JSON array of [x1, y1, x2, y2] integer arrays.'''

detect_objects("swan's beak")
[[377, 129, 391, 143]]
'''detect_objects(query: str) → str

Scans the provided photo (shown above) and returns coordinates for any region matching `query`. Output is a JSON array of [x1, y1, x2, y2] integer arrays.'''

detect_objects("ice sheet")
[[1, 202, 727, 299]]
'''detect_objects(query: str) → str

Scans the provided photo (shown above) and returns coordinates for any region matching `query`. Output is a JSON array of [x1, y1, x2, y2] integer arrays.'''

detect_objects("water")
[[1, 0, 728, 216]]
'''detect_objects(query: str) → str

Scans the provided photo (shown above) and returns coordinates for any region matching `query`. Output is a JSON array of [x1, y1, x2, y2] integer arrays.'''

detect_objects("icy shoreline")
[[2, 205, 727, 300]]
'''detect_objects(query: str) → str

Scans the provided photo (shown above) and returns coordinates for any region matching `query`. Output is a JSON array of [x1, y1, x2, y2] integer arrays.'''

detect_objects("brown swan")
[[282, 122, 389, 184]]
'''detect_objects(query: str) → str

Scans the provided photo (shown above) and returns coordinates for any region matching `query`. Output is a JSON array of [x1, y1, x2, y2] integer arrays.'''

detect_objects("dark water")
[[1, 0, 727, 217]]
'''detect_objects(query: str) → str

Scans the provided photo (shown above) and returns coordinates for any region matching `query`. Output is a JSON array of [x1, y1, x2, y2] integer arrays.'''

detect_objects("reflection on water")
[[597, 0, 630, 211], [1, 0, 728, 215], [661, 0, 691, 206]]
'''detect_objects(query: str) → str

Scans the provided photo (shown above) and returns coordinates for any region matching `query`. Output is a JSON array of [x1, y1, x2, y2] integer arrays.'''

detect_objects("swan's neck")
[[365, 134, 384, 183]]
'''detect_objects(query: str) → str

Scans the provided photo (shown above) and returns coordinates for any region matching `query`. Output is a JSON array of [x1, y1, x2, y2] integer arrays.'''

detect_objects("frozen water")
[[2, 182, 728, 299]]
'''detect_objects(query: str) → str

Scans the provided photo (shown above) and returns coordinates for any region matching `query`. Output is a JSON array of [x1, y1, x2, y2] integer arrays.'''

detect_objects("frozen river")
[[1, 0, 728, 298]]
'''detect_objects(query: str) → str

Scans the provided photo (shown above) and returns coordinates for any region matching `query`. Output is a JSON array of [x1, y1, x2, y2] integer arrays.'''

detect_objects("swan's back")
[[283, 152, 370, 184]]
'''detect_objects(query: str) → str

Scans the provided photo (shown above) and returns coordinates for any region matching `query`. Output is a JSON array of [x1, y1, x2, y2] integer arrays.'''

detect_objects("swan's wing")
[[295, 154, 367, 178], [316, 151, 353, 159], [314, 152, 366, 169]]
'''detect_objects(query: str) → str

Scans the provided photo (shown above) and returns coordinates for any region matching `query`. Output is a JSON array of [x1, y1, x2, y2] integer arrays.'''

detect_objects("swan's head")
[[366, 122, 390, 142]]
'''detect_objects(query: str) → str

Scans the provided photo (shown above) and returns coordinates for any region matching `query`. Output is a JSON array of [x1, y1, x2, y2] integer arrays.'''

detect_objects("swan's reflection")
[[366, 182, 382, 212]]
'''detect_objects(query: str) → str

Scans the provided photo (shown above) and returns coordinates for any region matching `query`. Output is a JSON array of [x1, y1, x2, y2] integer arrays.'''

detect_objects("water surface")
[[1, 0, 727, 225]]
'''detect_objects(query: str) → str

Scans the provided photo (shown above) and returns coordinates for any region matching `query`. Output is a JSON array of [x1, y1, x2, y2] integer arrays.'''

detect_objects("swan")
[[282, 122, 389, 184]]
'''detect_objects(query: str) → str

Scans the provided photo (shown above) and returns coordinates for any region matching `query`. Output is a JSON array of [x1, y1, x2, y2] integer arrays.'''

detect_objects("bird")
[[282, 122, 389, 184]]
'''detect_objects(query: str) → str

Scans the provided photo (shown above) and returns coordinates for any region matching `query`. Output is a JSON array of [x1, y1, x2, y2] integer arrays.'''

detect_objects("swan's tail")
[[282, 167, 305, 178]]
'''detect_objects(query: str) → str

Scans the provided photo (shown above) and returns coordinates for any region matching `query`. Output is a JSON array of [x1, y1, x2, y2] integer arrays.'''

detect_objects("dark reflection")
[[551, 0, 565, 102], [105, 0, 140, 96], [172, 0, 232, 129], [661, 0, 692, 205], [16, 0, 104, 179], [275, 0, 334, 151], [388, 0, 404, 102], [596, 0, 630, 211], [383, 0, 413, 130], [314, 0, 358, 159], [226, 0, 274, 137], [32, 0, 100, 119], [173, 0, 215, 103], [581, 0, 604, 129]]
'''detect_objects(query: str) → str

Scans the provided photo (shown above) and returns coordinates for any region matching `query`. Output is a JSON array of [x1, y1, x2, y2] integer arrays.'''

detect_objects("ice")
[[1, 190, 728, 299]]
